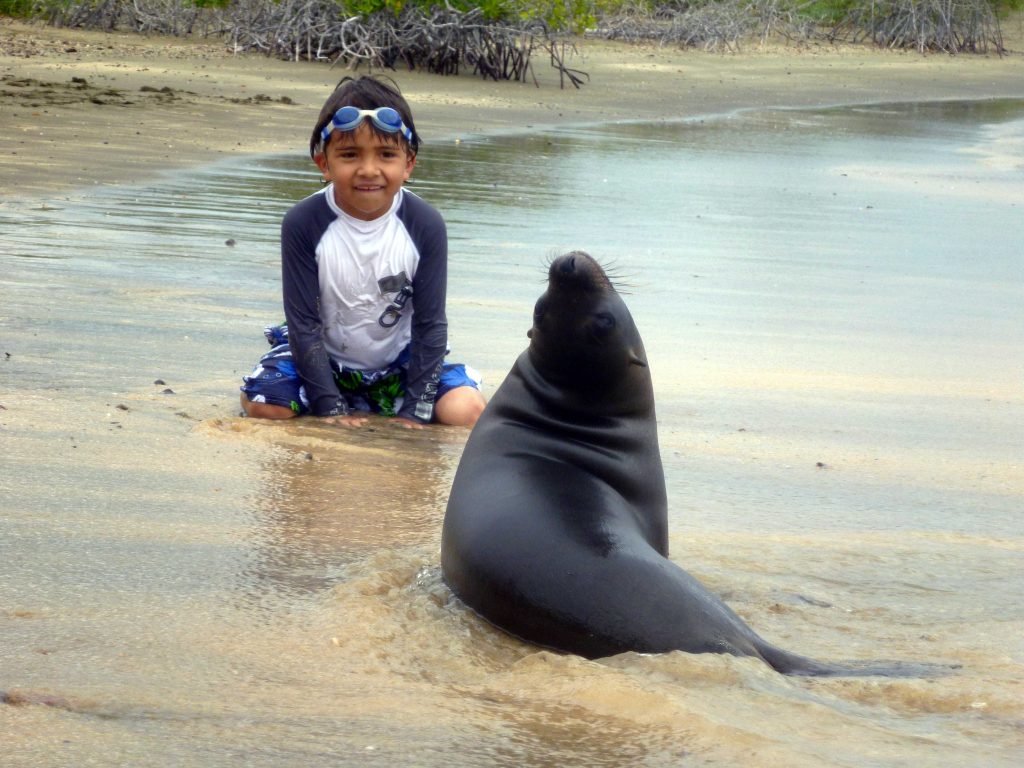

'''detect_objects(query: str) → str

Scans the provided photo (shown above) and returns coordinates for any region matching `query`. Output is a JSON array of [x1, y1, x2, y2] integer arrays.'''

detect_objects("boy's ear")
[[403, 152, 416, 180], [313, 152, 328, 176]]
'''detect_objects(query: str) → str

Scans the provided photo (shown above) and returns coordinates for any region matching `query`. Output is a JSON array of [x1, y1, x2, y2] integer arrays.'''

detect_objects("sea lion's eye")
[[593, 313, 616, 334]]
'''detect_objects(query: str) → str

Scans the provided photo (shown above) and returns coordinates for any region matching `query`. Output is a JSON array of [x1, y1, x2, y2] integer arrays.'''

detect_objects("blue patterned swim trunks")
[[241, 325, 481, 418]]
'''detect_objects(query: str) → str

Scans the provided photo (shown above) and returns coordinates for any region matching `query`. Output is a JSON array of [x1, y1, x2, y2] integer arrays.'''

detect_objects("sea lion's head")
[[527, 251, 650, 396]]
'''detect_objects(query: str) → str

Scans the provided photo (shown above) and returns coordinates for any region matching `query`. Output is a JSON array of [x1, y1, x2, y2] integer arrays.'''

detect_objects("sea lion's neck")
[[519, 349, 656, 422]]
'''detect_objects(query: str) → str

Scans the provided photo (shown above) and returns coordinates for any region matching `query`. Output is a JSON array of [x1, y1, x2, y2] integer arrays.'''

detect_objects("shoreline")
[[2, 17, 1024, 199]]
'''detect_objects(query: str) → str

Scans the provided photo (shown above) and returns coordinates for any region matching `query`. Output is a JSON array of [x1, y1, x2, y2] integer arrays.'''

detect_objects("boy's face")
[[314, 123, 416, 220]]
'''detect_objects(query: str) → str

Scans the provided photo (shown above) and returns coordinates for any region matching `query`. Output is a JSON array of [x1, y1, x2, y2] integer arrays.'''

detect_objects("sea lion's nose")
[[559, 254, 576, 274]]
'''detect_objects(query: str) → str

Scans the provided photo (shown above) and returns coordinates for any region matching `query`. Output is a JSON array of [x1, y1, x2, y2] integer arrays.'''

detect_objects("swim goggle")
[[319, 106, 414, 146]]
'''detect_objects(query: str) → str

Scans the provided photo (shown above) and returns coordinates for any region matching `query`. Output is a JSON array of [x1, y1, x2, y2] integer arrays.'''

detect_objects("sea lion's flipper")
[[755, 641, 959, 677]]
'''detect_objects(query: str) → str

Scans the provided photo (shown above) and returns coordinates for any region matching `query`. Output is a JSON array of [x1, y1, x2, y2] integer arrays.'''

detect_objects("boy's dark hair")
[[310, 75, 421, 158]]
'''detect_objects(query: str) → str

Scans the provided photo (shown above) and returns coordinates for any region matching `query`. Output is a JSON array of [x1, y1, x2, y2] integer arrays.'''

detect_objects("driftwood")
[[588, 1, 798, 51], [831, 0, 1005, 53], [36, 0, 590, 86], [592, 2, 763, 51], [34, 0, 1008, 70], [213, 3, 585, 86], [42, 0, 203, 34], [591, 0, 1005, 54]]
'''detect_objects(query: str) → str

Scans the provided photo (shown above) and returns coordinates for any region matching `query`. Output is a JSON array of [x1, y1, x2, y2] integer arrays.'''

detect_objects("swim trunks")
[[241, 325, 481, 418]]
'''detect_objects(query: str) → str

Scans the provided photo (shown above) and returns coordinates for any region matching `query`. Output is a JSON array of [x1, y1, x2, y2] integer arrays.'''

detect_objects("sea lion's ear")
[[527, 328, 534, 339], [629, 351, 648, 368]]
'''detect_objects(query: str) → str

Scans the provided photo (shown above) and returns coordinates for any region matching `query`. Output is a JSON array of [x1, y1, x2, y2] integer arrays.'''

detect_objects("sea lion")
[[441, 251, 942, 676]]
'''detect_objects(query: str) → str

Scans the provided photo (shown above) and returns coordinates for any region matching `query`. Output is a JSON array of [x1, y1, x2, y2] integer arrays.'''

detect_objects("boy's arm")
[[280, 207, 349, 417], [398, 203, 448, 424]]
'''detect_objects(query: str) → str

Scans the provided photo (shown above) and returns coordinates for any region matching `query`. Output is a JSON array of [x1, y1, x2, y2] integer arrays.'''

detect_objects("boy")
[[240, 76, 486, 429]]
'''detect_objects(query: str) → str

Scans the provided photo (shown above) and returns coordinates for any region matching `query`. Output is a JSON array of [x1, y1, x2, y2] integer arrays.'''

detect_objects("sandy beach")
[[2, 15, 1023, 767], [2, 16, 1024, 197]]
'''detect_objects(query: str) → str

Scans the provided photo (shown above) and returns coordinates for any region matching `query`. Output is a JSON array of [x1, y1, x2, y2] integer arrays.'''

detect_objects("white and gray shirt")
[[281, 186, 448, 422]]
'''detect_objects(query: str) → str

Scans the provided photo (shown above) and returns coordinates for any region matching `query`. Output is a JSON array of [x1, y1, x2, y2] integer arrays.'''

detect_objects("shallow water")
[[2, 100, 1023, 766]]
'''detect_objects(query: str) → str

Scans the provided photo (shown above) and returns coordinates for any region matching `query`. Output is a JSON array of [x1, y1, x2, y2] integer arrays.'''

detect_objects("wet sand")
[[2, 16, 1024, 198]]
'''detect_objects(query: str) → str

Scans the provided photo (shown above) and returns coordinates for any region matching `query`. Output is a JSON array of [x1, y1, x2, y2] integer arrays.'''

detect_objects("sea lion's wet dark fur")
[[442, 251, 947, 677]]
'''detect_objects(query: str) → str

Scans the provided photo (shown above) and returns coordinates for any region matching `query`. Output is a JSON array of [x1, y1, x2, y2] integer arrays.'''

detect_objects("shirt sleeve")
[[397, 195, 448, 423], [280, 199, 349, 417]]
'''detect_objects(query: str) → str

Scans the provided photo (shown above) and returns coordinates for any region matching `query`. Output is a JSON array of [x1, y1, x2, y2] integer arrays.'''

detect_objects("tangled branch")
[[590, 0, 1006, 55], [34, 0, 590, 86]]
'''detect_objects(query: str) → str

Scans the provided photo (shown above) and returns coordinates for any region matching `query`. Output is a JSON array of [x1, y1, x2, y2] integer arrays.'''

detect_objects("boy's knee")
[[240, 392, 297, 420], [435, 387, 486, 428]]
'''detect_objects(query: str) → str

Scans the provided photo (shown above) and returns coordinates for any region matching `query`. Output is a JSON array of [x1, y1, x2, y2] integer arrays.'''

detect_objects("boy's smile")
[[315, 122, 416, 220]]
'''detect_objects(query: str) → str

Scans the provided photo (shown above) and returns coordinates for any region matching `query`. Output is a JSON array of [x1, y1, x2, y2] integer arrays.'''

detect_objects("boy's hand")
[[322, 414, 369, 427], [391, 417, 425, 430]]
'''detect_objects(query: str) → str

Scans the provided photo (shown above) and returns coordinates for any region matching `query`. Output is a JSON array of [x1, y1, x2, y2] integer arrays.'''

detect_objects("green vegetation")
[[0, 0, 36, 17]]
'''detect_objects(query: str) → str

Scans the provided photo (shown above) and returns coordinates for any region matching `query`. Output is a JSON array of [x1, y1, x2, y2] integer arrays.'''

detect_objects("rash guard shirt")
[[281, 185, 448, 423]]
